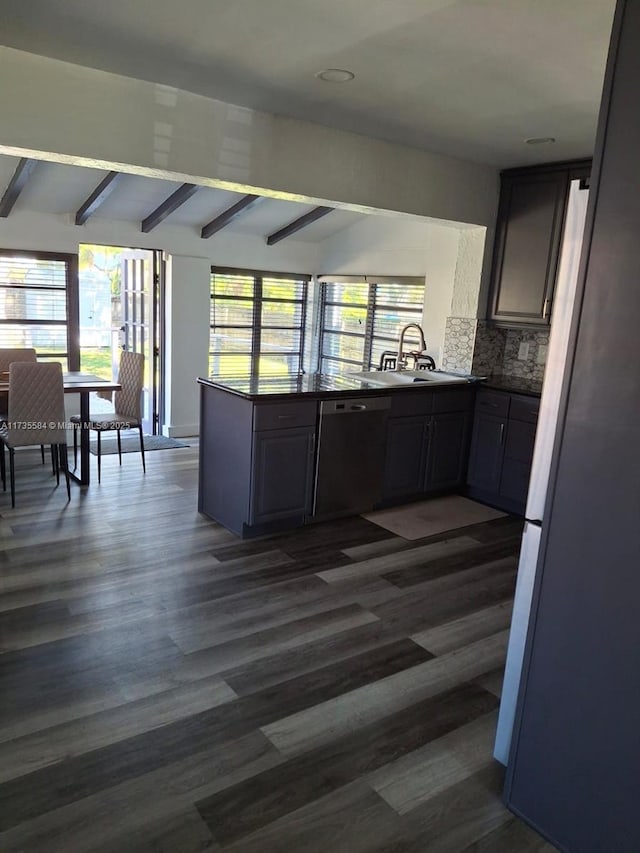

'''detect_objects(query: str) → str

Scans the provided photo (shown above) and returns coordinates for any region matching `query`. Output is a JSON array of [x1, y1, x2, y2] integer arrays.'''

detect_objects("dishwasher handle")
[[320, 396, 391, 416]]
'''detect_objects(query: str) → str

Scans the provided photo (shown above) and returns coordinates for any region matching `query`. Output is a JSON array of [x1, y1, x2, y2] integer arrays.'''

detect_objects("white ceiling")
[[0, 0, 616, 167], [0, 154, 367, 242]]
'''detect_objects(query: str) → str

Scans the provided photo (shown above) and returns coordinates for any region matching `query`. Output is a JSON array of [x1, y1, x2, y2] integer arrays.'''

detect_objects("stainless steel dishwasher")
[[312, 396, 390, 520]]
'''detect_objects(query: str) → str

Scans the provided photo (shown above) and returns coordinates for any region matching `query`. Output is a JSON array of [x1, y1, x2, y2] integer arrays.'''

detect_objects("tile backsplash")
[[501, 328, 549, 382], [441, 317, 477, 374], [443, 316, 549, 381]]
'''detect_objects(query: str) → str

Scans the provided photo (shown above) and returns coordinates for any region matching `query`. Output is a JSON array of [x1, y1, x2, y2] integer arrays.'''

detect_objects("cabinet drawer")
[[476, 390, 510, 418], [389, 390, 433, 417], [432, 387, 474, 413], [509, 395, 540, 423], [253, 400, 317, 431]]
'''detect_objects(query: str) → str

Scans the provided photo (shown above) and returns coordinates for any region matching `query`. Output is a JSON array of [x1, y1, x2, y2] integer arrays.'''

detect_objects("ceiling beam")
[[266, 206, 334, 245], [75, 171, 122, 226], [141, 183, 199, 233], [200, 194, 263, 239], [0, 158, 37, 218]]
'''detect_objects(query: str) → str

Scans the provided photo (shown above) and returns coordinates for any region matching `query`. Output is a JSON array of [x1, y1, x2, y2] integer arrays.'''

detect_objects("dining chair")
[[0, 347, 52, 469], [71, 350, 146, 483], [0, 348, 37, 418], [0, 361, 70, 507]]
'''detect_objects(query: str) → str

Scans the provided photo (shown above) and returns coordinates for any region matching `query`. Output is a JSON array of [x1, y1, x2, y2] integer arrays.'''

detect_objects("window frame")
[[0, 248, 80, 371], [210, 266, 310, 377], [317, 277, 425, 374]]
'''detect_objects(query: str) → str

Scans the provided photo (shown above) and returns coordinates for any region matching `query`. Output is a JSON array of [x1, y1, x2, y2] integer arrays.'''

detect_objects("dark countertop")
[[482, 375, 543, 397], [198, 372, 480, 401]]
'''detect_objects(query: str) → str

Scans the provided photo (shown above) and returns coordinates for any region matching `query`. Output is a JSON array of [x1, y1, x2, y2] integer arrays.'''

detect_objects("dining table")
[[0, 371, 121, 486]]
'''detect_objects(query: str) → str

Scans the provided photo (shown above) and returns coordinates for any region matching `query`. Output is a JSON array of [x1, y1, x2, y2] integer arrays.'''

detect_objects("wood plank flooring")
[[0, 444, 556, 851]]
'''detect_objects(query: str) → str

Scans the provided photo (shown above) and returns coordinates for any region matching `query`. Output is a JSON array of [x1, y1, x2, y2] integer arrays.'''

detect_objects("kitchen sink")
[[348, 369, 472, 387]]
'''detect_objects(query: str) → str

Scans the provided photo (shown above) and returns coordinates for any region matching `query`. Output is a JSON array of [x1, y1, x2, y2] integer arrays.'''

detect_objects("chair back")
[[5, 362, 66, 447], [113, 350, 144, 421], [0, 349, 37, 414], [0, 348, 37, 372]]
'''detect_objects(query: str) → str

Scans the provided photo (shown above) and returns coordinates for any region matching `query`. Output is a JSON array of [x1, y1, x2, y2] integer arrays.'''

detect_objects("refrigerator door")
[[494, 184, 588, 766], [494, 521, 541, 764], [525, 181, 589, 523]]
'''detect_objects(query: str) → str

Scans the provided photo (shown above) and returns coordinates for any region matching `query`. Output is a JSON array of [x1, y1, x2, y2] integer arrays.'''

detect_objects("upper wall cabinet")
[[488, 161, 590, 327]]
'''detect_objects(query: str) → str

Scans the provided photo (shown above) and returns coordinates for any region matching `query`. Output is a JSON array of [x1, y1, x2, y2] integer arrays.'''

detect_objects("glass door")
[[119, 249, 162, 435]]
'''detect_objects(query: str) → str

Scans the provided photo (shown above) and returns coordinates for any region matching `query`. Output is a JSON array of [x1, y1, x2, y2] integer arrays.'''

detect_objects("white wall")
[[0, 47, 499, 227], [451, 226, 487, 319], [163, 255, 210, 437], [317, 216, 485, 366]]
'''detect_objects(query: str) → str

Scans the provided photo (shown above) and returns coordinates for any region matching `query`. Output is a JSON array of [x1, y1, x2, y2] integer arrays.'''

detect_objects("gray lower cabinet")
[[382, 388, 472, 502], [198, 383, 318, 537], [466, 413, 505, 493], [427, 411, 471, 490], [249, 426, 315, 525], [382, 415, 430, 499], [499, 418, 537, 506], [466, 388, 539, 514]]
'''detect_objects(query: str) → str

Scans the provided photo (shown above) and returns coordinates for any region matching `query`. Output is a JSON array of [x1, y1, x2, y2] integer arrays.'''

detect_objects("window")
[[210, 267, 309, 376], [318, 278, 425, 374], [0, 250, 79, 370]]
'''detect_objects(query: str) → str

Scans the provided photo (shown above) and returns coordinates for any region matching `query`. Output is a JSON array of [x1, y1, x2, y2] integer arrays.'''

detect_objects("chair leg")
[[138, 424, 146, 474], [40, 444, 45, 465], [73, 424, 78, 471], [117, 429, 122, 466], [9, 447, 15, 508], [97, 430, 102, 484], [51, 445, 58, 477], [59, 444, 71, 501], [0, 442, 5, 491], [54, 445, 60, 486]]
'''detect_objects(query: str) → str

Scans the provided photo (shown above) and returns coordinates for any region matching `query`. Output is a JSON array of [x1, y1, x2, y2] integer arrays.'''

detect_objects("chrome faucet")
[[396, 323, 427, 370]]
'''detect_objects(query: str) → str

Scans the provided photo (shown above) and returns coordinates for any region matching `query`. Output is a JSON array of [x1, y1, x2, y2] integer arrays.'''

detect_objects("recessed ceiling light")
[[524, 136, 556, 145], [315, 68, 355, 83]]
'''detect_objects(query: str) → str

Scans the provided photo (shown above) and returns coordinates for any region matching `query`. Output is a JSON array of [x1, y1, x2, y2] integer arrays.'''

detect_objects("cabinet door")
[[426, 411, 470, 491], [499, 418, 537, 508], [466, 412, 506, 493], [250, 427, 315, 524], [490, 170, 569, 325], [382, 416, 429, 499]]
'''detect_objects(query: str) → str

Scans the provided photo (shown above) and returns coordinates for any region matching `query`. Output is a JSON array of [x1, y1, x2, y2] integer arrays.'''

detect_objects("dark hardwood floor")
[[0, 444, 556, 851]]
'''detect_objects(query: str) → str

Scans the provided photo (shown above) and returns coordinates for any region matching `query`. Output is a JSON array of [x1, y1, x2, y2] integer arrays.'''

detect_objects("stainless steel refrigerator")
[[494, 178, 589, 765]]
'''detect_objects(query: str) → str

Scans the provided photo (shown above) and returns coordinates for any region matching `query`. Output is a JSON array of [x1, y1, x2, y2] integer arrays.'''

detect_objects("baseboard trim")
[[163, 424, 199, 439]]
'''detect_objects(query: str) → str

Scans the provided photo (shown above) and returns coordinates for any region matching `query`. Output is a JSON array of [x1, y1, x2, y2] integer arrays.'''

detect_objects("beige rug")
[[363, 495, 507, 540]]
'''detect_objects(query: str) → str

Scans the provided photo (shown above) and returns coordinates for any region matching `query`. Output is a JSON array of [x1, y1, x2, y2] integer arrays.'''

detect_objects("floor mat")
[[89, 435, 189, 455], [363, 495, 507, 540]]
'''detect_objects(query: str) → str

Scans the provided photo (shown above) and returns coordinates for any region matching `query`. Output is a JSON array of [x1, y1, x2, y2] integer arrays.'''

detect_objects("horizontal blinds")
[[0, 254, 69, 361], [371, 282, 424, 344], [210, 270, 307, 376], [319, 279, 426, 373]]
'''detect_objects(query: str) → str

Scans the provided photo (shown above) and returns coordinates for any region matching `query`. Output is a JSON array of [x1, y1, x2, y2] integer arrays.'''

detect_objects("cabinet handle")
[[499, 423, 505, 445], [543, 299, 551, 319], [277, 414, 295, 420]]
